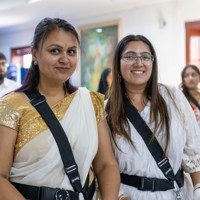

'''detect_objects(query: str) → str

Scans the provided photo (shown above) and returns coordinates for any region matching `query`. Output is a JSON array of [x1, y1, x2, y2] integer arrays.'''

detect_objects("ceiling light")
[[27, 0, 41, 4], [96, 28, 102, 33]]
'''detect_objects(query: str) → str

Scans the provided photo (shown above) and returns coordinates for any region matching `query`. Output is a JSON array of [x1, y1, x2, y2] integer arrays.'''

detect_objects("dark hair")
[[106, 34, 170, 153], [97, 68, 111, 95], [16, 17, 80, 93], [0, 52, 6, 60], [181, 64, 200, 109], [181, 64, 200, 96]]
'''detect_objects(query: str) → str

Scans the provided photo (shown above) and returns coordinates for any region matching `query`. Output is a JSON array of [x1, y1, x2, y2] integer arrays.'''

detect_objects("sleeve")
[[0, 98, 20, 131], [90, 92, 107, 125], [172, 87, 200, 173]]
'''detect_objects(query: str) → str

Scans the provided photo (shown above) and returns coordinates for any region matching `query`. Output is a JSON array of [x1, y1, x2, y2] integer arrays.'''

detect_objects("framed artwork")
[[79, 20, 121, 91]]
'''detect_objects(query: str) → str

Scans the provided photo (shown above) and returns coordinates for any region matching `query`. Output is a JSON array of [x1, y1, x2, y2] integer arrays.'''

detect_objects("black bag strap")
[[124, 96, 181, 186], [24, 89, 88, 199]]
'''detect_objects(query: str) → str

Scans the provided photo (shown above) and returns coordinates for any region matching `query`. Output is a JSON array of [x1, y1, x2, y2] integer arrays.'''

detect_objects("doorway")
[[11, 46, 31, 83], [186, 21, 200, 67]]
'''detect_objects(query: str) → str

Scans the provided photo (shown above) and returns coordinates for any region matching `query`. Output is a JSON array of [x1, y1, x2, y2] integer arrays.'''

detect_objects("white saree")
[[0, 87, 104, 200]]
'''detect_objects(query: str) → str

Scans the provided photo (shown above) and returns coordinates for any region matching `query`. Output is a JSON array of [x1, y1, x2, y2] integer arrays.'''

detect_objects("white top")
[[113, 85, 200, 200], [0, 78, 21, 97]]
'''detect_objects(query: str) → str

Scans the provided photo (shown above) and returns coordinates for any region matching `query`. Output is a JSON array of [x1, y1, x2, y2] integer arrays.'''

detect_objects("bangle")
[[194, 183, 200, 191]]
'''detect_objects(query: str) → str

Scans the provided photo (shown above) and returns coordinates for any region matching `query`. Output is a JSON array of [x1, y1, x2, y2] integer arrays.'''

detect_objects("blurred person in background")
[[97, 68, 112, 99], [180, 64, 200, 127], [0, 52, 21, 97]]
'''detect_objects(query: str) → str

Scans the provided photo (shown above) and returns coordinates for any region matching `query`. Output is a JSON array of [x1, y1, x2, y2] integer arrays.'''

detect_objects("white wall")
[[0, 27, 34, 66], [119, 2, 183, 86], [0, 0, 200, 87]]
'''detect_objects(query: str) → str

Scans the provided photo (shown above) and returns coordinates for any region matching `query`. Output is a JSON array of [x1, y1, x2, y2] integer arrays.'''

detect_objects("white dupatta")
[[10, 87, 98, 197]]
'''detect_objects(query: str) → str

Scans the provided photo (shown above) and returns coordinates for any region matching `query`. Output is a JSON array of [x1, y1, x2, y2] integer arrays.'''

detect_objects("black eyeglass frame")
[[121, 54, 155, 63]]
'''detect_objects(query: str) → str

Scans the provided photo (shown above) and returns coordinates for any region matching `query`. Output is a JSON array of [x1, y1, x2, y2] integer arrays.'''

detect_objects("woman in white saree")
[[0, 17, 120, 200]]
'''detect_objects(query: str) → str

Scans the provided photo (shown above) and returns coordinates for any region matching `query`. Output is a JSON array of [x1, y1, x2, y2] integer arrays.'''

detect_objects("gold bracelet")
[[194, 183, 200, 191]]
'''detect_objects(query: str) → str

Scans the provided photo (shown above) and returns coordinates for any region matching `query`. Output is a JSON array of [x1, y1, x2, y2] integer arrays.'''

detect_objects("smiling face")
[[120, 41, 153, 90], [32, 28, 79, 86]]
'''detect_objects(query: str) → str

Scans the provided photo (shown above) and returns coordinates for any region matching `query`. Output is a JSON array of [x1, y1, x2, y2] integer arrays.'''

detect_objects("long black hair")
[[97, 68, 111, 95], [181, 64, 200, 109], [106, 34, 170, 153], [16, 17, 80, 94]]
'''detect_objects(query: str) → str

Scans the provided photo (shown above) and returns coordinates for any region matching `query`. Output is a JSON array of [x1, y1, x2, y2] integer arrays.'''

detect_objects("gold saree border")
[[0, 91, 105, 157]]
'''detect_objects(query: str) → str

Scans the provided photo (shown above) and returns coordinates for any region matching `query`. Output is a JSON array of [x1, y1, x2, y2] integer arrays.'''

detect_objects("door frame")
[[185, 21, 200, 65]]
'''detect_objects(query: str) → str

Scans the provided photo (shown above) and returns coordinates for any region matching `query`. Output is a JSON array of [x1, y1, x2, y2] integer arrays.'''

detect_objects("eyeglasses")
[[121, 54, 154, 65]]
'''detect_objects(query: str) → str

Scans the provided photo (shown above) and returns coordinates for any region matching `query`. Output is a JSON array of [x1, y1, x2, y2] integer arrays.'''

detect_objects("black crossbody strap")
[[24, 89, 88, 199], [124, 97, 176, 183]]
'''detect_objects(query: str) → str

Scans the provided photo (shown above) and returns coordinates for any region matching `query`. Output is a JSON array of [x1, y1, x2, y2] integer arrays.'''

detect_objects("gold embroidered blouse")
[[0, 91, 106, 155]]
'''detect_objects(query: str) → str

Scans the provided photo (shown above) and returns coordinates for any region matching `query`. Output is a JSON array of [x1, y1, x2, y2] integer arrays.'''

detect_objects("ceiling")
[[0, 0, 173, 33]]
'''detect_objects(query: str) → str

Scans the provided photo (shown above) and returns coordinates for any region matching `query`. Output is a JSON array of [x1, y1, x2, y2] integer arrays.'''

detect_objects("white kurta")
[[0, 78, 21, 97], [113, 85, 200, 200]]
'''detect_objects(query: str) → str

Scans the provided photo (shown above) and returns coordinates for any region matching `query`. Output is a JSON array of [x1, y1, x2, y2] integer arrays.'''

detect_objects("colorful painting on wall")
[[80, 21, 119, 91]]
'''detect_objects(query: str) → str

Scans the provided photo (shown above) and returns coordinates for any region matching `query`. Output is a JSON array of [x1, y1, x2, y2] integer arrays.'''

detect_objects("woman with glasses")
[[180, 64, 200, 127], [105, 34, 200, 200]]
